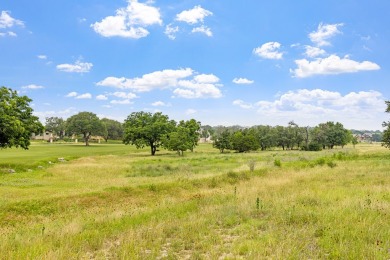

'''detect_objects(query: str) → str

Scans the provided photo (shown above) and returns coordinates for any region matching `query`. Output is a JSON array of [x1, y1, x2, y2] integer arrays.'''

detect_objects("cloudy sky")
[[1, 0, 389, 130]]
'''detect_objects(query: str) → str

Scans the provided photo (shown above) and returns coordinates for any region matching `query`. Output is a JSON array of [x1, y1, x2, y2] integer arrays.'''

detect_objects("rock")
[[37, 166, 43, 169], [8, 169, 16, 174]]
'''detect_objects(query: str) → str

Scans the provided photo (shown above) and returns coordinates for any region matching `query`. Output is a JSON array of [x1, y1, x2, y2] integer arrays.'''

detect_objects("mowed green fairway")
[[0, 143, 389, 259]]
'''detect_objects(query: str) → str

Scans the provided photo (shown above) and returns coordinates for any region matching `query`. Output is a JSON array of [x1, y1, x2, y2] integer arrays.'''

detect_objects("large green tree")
[[45, 116, 66, 139], [163, 126, 192, 156], [123, 112, 175, 155], [101, 118, 123, 142], [382, 101, 390, 148], [178, 119, 201, 152], [0, 87, 43, 149], [66, 112, 104, 146]]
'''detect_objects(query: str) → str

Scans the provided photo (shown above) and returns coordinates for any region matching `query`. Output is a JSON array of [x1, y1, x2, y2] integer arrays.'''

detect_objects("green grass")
[[0, 143, 389, 259]]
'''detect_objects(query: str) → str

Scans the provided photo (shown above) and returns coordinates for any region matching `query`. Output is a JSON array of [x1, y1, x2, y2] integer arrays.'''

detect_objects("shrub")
[[308, 142, 322, 151], [274, 159, 281, 167]]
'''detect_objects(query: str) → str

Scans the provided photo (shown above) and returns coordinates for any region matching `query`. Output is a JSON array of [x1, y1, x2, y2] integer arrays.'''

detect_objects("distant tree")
[[123, 112, 175, 155], [213, 129, 232, 153], [0, 87, 43, 149], [352, 136, 358, 148], [254, 125, 275, 151], [275, 126, 289, 150], [45, 117, 66, 139], [230, 129, 259, 153], [163, 126, 192, 156], [178, 119, 201, 152], [382, 101, 390, 149], [101, 118, 123, 142], [200, 125, 214, 142], [66, 112, 104, 146]]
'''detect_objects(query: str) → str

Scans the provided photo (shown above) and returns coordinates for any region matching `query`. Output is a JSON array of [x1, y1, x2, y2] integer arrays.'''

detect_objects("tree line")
[[211, 121, 354, 153], [1, 86, 390, 155]]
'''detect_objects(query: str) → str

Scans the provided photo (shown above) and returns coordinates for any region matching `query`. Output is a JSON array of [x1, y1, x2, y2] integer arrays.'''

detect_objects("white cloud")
[[97, 68, 193, 91], [253, 89, 386, 127], [253, 42, 283, 60], [34, 107, 78, 122], [110, 99, 133, 105], [309, 23, 343, 47], [176, 5, 213, 25], [186, 109, 197, 115], [91, 0, 162, 39], [98, 68, 222, 99], [165, 24, 179, 40], [0, 11, 24, 29], [152, 101, 170, 107], [37, 55, 47, 60], [57, 60, 93, 73], [66, 92, 78, 97], [194, 74, 219, 83], [75, 93, 92, 99], [191, 25, 212, 37], [291, 55, 380, 78], [21, 84, 44, 90], [304, 46, 326, 58], [96, 94, 108, 100], [233, 100, 253, 109], [111, 91, 137, 99], [175, 73, 222, 99], [233, 78, 254, 85], [230, 89, 386, 129]]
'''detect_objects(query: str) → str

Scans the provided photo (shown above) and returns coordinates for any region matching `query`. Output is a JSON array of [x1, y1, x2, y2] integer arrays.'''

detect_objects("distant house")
[[31, 131, 55, 142], [353, 133, 373, 143]]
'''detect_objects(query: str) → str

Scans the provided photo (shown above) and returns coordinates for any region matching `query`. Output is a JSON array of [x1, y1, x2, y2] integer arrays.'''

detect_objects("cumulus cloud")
[[75, 93, 92, 99], [233, 78, 254, 85], [21, 84, 44, 90], [233, 89, 385, 128], [176, 6, 212, 24], [0, 11, 24, 37], [152, 101, 170, 107], [174, 73, 222, 98], [65, 92, 78, 97], [111, 91, 137, 99], [91, 0, 162, 39], [253, 42, 283, 60], [96, 94, 108, 100], [0, 11, 24, 28], [110, 99, 133, 105], [97, 68, 223, 99], [233, 100, 253, 109], [291, 55, 380, 78], [191, 25, 212, 37], [57, 60, 93, 73], [304, 46, 326, 58], [309, 23, 343, 46], [97, 68, 193, 91], [254, 89, 385, 121], [165, 23, 179, 40]]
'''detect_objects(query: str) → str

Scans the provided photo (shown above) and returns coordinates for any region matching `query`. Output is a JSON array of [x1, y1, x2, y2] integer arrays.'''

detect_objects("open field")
[[0, 143, 389, 259]]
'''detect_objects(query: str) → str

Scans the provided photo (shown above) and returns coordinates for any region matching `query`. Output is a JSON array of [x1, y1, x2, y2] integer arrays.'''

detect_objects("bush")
[[274, 159, 281, 167], [308, 143, 322, 151]]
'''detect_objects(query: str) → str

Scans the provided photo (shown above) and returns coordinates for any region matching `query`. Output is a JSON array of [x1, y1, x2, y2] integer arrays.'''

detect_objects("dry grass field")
[[0, 143, 389, 259]]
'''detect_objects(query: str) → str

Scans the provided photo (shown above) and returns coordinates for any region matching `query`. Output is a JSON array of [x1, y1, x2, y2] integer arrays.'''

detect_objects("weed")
[[274, 159, 281, 167]]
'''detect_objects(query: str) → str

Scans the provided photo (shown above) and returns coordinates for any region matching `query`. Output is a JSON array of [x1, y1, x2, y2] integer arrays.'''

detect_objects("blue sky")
[[1, 0, 389, 130]]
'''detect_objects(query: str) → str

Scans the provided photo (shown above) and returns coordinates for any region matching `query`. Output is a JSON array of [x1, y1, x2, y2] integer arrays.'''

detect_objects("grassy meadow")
[[0, 142, 389, 259]]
